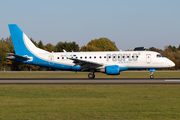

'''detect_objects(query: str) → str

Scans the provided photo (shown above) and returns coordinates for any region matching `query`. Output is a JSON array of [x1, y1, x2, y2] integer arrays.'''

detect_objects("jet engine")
[[100, 65, 120, 75]]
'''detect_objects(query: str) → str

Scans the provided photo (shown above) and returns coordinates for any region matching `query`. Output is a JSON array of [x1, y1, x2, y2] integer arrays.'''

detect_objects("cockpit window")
[[157, 54, 161, 57], [157, 54, 165, 58]]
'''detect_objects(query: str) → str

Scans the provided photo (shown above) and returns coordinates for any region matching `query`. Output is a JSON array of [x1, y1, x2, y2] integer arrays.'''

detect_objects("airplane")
[[6, 24, 175, 79]]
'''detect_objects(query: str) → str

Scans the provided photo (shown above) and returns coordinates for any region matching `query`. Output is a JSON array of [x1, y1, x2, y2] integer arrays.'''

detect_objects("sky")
[[1, 0, 180, 50]]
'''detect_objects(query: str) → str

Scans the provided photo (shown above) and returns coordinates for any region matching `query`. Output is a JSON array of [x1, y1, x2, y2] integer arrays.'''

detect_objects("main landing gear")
[[149, 69, 155, 79], [88, 72, 95, 79]]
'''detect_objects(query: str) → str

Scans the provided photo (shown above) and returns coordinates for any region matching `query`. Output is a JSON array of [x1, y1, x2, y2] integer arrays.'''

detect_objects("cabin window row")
[[57, 55, 138, 59]]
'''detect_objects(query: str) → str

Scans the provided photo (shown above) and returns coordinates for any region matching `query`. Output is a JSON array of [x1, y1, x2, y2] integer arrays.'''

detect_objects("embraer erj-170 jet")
[[6, 24, 175, 79]]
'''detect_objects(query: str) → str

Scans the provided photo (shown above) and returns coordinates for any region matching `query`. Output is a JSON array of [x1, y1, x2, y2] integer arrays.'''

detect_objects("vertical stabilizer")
[[8, 24, 49, 56]]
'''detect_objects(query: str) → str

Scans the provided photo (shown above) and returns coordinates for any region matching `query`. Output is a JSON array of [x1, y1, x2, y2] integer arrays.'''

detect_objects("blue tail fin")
[[8, 24, 49, 57]]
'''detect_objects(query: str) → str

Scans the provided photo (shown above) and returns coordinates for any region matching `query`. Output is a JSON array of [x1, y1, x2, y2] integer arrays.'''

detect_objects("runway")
[[0, 78, 180, 84]]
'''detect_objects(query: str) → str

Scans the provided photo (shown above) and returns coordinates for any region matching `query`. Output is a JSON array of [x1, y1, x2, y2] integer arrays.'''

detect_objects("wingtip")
[[63, 49, 66, 52]]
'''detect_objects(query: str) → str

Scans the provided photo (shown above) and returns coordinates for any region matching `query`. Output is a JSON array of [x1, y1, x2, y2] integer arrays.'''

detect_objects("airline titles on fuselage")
[[59, 52, 140, 63]]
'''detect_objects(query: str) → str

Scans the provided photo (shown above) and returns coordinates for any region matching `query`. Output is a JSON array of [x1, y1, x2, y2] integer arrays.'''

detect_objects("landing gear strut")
[[149, 69, 155, 79], [150, 69, 155, 79], [150, 72, 154, 79], [88, 72, 95, 79]]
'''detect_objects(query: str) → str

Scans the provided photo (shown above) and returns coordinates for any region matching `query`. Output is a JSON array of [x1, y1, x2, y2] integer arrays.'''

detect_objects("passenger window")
[[62, 57, 64, 59], [99, 56, 101, 59], [57, 57, 59, 59], [89, 56, 91, 59], [104, 56, 106, 58], [94, 56, 96, 59]]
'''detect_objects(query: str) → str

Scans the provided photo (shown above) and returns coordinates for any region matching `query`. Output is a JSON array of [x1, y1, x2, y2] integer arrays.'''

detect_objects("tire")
[[150, 75, 154, 79], [88, 73, 95, 79]]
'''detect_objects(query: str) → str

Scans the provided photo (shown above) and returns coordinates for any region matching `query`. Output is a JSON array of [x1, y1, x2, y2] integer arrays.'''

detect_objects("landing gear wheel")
[[150, 70, 155, 79], [88, 73, 95, 79], [150, 75, 154, 79]]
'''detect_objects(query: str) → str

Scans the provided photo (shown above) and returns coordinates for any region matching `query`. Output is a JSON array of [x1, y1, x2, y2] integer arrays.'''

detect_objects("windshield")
[[157, 54, 165, 58]]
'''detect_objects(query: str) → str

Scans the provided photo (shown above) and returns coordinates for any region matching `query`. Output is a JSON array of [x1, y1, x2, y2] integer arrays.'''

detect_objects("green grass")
[[0, 71, 180, 78], [0, 85, 180, 120]]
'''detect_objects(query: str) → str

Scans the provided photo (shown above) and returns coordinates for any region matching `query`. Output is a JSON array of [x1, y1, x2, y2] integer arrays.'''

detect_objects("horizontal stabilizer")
[[6, 53, 31, 60]]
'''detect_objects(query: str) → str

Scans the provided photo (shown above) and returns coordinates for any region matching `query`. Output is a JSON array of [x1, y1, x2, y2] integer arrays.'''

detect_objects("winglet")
[[63, 49, 71, 58]]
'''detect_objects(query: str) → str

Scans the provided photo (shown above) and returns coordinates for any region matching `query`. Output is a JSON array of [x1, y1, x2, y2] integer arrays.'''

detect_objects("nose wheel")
[[88, 72, 95, 79], [150, 71, 154, 79], [149, 69, 155, 79], [150, 75, 154, 79]]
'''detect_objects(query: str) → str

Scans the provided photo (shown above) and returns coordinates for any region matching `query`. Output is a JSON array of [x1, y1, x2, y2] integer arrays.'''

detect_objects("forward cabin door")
[[146, 54, 151, 64], [49, 55, 54, 65]]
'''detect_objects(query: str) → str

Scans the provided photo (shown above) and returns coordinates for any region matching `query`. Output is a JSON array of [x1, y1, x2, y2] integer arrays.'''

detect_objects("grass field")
[[0, 85, 180, 120], [0, 71, 180, 120], [0, 71, 180, 78]]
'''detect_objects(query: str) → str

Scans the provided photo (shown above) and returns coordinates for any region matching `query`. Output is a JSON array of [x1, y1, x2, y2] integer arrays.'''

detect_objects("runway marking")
[[165, 80, 180, 81]]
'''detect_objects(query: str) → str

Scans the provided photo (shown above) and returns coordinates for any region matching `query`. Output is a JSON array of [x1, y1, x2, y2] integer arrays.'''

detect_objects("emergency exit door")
[[49, 55, 54, 65], [146, 54, 151, 64]]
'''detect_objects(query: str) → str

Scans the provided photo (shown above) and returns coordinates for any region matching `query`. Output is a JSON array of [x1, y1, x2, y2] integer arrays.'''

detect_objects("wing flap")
[[70, 58, 103, 71]]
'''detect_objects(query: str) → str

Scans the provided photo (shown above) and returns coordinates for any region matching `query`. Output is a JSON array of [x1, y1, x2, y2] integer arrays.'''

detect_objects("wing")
[[71, 58, 103, 71], [63, 49, 103, 71]]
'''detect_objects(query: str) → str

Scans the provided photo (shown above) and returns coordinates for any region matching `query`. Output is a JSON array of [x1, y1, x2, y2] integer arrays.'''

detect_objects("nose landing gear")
[[150, 73, 154, 79], [149, 69, 155, 79]]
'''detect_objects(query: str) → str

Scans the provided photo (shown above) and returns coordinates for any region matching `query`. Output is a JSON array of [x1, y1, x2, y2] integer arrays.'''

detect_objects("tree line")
[[0, 36, 179, 71]]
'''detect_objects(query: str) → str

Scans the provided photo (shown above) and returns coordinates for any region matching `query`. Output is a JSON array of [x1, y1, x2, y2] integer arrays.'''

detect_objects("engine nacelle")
[[100, 65, 120, 75]]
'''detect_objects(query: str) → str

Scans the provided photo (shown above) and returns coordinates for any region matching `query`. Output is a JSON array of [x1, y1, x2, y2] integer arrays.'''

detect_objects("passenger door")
[[146, 54, 151, 64], [49, 55, 54, 65]]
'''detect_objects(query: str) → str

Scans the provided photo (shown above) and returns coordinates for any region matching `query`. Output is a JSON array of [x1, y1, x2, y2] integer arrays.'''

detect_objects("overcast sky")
[[1, 0, 180, 50]]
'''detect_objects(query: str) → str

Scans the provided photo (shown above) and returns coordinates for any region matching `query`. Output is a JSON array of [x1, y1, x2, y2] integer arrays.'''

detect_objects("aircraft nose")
[[168, 60, 175, 67]]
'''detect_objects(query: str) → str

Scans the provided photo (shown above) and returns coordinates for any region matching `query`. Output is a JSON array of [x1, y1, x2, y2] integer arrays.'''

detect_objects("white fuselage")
[[36, 51, 175, 70], [8, 24, 175, 78]]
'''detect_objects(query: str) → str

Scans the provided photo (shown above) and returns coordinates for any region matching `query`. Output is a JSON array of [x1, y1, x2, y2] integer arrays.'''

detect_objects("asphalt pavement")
[[0, 78, 180, 84]]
